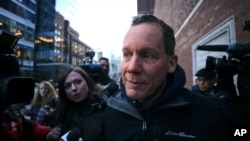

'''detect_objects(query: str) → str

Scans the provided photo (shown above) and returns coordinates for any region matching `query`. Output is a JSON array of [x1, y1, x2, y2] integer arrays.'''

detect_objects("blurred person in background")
[[99, 57, 115, 85], [98, 57, 119, 100], [191, 68, 217, 96], [1, 100, 60, 141], [0, 104, 59, 141], [23, 81, 58, 126]]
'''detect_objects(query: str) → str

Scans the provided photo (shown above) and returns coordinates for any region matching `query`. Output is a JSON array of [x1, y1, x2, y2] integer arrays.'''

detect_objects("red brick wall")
[[154, 0, 250, 88]]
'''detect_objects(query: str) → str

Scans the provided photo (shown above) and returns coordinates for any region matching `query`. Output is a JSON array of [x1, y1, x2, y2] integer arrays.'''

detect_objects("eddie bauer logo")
[[164, 130, 196, 138], [234, 129, 247, 136]]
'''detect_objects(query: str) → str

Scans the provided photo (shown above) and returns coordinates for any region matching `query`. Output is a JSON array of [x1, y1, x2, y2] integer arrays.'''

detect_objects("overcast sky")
[[56, 0, 137, 57]]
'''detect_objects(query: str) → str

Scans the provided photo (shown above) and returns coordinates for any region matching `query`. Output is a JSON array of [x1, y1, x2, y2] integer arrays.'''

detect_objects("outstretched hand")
[[46, 126, 61, 141]]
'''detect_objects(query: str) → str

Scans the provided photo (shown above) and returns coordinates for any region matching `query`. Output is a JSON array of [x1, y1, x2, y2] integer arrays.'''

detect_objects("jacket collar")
[[119, 64, 187, 107]]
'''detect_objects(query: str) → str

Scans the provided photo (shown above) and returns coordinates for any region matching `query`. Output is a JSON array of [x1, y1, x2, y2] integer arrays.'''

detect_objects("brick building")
[[154, 0, 250, 88]]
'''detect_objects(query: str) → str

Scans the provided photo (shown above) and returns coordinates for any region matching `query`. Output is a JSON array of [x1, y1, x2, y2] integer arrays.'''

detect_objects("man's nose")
[[127, 55, 142, 73]]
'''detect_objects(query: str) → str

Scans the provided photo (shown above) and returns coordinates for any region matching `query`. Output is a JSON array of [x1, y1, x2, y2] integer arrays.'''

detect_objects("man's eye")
[[123, 52, 132, 60], [142, 54, 154, 59], [123, 52, 130, 57], [141, 53, 157, 63]]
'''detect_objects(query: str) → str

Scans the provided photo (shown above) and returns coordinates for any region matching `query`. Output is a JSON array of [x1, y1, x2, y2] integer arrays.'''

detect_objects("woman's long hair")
[[51, 66, 103, 126], [31, 81, 58, 108]]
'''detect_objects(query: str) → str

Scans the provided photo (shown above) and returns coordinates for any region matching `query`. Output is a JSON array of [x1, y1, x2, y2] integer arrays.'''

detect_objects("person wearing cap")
[[191, 68, 217, 96], [192, 69, 250, 129]]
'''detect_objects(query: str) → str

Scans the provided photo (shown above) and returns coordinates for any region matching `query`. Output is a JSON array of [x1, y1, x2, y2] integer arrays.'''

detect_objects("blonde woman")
[[30, 81, 58, 126]]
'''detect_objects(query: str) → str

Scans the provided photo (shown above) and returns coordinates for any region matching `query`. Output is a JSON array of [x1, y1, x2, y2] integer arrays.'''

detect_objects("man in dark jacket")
[[99, 57, 115, 85], [191, 68, 217, 96], [102, 14, 229, 141]]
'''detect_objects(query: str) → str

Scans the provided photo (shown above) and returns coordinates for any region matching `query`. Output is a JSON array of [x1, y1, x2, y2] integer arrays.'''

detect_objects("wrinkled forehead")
[[127, 23, 162, 37], [123, 23, 164, 50]]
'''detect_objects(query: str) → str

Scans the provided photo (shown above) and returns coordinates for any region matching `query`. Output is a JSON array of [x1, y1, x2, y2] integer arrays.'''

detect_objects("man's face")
[[121, 23, 177, 105], [196, 77, 215, 92], [99, 59, 109, 76]]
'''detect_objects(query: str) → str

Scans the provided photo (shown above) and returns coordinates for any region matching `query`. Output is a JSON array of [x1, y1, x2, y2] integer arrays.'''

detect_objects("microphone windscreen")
[[67, 128, 81, 141]]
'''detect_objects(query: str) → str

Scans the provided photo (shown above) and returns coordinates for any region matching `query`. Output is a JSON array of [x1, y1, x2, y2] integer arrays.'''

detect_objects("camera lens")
[[206, 56, 216, 70]]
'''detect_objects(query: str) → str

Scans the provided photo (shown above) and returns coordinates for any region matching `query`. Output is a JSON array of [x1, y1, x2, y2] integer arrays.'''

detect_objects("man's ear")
[[168, 55, 178, 73]]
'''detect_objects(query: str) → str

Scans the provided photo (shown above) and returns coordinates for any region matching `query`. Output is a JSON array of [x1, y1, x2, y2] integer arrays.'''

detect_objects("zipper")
[[142, 121, 147, 130], [141, 121, 147, 139]]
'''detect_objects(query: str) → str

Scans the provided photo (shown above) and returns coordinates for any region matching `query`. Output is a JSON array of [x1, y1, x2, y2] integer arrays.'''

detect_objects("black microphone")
[[197, 45, 229, 52], [66, 128, 81, 141], [102, 82, 119, 102]]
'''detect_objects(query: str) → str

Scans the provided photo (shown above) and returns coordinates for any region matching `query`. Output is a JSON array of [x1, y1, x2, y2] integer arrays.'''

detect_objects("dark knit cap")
[[195, 68, 216, 78]]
